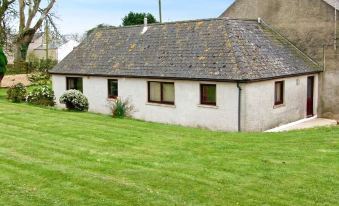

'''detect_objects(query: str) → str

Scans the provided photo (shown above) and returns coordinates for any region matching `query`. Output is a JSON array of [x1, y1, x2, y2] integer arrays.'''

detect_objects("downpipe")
[[237, 82, 242, 132]]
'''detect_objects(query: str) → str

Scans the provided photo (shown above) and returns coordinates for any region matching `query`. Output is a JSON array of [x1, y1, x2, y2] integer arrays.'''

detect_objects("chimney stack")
[[144, 17, 148, 28]]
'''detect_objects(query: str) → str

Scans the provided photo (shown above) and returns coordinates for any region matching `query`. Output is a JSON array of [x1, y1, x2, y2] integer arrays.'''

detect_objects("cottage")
[[50, 18, 322, 132]]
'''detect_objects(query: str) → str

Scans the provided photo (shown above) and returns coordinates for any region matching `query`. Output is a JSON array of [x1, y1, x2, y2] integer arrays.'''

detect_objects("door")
[[307, 76, 314, 117]]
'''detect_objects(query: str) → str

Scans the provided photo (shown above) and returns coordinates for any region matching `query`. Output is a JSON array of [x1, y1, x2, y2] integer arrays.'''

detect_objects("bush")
[[109, 97, 135, 118], [28, 72, 51, 86], [27, 85, 55, 106], [60, 90, 89, 111], [6, 83, 27, 103]]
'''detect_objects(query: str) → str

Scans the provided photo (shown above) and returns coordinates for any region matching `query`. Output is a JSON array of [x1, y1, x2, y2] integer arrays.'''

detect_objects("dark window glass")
[[274, 81, 284, 105], [148, 81, 175, 105], [201, 84, 216, 105], [108, 79, 118, 99], [66, 77, 83, 92]]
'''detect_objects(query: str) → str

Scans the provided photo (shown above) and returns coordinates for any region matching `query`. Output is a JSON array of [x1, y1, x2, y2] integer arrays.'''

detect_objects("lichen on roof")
[[50, 18, 321, 81]]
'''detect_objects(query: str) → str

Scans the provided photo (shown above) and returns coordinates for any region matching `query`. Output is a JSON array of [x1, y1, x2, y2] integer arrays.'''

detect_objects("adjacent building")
[[28, 33, 79, 62]]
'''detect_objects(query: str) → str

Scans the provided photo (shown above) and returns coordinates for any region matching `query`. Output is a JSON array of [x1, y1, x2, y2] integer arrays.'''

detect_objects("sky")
[[54, 0, 235, 34]]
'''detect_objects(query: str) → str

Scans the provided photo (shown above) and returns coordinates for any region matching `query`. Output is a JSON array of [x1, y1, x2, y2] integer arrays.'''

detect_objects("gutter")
[[48, 71, 321, 83], [237, 82, 242, 132]]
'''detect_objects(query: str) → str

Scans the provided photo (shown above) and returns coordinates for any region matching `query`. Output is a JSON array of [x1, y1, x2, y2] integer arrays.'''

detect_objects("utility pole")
[[45, 20, 49, 60], [159, 0, 162, 23]]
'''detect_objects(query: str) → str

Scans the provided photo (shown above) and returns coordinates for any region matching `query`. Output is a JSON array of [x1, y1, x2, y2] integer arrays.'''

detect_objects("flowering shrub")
[[60, 90, 89, 111], [7, 83, 27, 103], [108, 97, 135, 118], [27, 85, 55, 106]]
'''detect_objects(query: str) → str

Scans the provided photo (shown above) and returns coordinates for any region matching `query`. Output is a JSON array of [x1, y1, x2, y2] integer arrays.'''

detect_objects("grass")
[[0, 88, 338, 206]]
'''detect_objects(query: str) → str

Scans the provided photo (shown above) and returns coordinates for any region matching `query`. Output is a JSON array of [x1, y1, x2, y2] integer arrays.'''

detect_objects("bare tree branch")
[[19, 0, 26, 33], [0, 0, 16, 48], [25, 0, 41, 29], [33, 0, 56, 31]]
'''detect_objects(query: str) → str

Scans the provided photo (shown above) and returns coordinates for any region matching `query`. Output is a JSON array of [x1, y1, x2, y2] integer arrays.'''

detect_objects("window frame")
[[200, 84, 217, 106], [274, 81, 284, 106], [66, 77, 83, 92], [147, 81, 175, 105], [107, 79, 118, 99]]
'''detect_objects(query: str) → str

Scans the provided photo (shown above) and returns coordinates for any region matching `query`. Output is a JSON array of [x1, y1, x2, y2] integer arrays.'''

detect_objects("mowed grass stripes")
[[0, 89, 338, 206]]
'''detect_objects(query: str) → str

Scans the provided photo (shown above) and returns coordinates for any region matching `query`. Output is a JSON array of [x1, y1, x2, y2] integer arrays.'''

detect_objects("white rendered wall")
[[52, 74, 318, 132], [242, 74, 319, 131], [52, 75, 239, 131]]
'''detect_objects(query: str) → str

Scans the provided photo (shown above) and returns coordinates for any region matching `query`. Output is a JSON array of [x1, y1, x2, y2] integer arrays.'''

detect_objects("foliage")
[[6, 83, 27, 103], [26, 55, 56, 85], [86, 24, 112, 37], [108, 97, 135, 118], [26, 85, 55, 106], [60, 90, 89, 111], [0, 47, 8, 74], [28, 71, 51, 86], [122, 12, 157, 26]]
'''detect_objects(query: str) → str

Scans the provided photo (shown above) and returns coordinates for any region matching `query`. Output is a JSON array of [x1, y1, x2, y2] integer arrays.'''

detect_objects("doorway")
[[307, 76, 314, 117]]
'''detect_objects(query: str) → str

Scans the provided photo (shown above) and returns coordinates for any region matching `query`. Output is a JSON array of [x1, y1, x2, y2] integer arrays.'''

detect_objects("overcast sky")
[[54, 0, 235, 34]]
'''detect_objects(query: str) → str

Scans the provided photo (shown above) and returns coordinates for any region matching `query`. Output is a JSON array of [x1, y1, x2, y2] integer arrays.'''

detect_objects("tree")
[[0, 0, 16, 48], [122, 12, 157, 26], [14, 0, 57, 62], [86, 24, 111, 37]]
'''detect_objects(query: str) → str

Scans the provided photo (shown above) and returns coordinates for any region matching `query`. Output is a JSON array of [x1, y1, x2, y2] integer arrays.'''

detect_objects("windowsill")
[[198, 104, 219, 109], [146, 102, 176, 108], [273, 104, 285, 109], [107, 98, 117, 102]]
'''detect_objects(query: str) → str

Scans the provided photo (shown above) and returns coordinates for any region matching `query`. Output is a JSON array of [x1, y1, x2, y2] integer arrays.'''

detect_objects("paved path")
[[0, 74, 31, 88], [266, 117, 338, 132]]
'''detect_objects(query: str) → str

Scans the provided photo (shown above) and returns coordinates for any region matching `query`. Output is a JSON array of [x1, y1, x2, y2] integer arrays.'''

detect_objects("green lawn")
[[0, 88, 338, 206]]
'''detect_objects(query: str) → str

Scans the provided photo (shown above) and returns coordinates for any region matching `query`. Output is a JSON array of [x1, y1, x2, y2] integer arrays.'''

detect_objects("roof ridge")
[[96, 17, 258, 31]]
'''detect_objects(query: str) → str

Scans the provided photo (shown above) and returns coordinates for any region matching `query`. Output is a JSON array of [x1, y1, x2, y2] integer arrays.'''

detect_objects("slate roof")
[[50, 18, 321, 81]]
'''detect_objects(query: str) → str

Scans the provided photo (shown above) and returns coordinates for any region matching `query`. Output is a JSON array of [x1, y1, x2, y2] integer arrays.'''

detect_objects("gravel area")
[[0, 74, 31, 88]]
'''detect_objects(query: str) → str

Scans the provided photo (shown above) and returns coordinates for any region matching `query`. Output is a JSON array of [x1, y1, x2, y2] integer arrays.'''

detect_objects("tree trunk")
[[14, 30, 35, 62], [14, 42, 30, 62]]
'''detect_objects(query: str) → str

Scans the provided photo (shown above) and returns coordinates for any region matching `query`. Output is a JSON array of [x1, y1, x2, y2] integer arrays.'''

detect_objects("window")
[[274, 81, 284, 106], [66, 77, 83, 92], [148, 81, 175, 105], [108, 79, 118, 99], [200, 84, 216, 106]]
